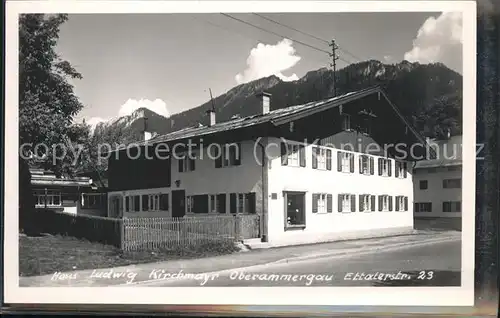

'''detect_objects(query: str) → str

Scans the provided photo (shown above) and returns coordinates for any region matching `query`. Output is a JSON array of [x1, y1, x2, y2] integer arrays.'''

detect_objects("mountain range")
[[91, 60, 463, 145]]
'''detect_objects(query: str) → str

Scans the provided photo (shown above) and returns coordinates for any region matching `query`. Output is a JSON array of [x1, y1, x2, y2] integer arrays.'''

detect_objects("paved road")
[[141, 240, 461, 287]]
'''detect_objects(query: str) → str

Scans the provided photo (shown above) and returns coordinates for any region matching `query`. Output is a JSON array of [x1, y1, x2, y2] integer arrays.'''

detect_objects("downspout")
[[256, 138, 268, 242]]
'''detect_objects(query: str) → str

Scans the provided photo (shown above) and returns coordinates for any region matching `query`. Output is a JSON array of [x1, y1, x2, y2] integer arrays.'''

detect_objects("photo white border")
[[4, 0, 476, 306]]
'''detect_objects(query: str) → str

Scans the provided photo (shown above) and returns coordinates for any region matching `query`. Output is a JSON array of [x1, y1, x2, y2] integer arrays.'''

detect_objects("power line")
[[251, 13, 365, 63], [220, 13, 332, 55]]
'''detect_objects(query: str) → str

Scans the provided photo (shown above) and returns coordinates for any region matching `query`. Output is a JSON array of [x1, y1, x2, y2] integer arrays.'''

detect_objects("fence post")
[[234, 214, 240, 241], [120, 218, 125, 250]]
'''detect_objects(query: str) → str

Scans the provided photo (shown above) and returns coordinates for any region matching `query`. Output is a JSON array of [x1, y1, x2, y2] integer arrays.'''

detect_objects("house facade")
[[31, 168, 107, 216], [413, 135, 462, 230], [106, 87, 430, 245]]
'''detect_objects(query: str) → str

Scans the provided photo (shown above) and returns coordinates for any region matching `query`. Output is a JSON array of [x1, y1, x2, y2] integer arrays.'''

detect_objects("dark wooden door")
[[171, 190, 186, 218]]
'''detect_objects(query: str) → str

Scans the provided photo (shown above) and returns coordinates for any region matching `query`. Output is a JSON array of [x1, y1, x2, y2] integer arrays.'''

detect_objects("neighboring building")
[[31, 168, 107, 217], [106, 86, 431, 246], [412, 135, 462, 230]]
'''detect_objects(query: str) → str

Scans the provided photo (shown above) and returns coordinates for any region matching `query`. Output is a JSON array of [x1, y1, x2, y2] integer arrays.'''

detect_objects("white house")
[[106, 86, 431, 246], [413, 135, 462, 230]]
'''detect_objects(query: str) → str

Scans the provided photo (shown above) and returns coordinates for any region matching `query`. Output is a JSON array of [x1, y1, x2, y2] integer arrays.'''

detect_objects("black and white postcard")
[[4, 0, 476, 307]]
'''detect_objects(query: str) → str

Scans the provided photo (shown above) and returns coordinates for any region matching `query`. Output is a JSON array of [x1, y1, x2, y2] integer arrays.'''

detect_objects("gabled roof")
[[110, 86, 429, 154], [415, 135, 462, 169]]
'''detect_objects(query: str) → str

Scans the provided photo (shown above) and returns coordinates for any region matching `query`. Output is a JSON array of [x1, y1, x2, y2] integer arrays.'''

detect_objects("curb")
[[123, 234, 460, 287]]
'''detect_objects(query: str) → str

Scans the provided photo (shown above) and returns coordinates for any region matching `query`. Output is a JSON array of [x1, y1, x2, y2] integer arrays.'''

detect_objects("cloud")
[[404, 12, 462, 73], [118, 98, 170, 118], [85, 117, 108, 129], [235, 38, 301, 84], [383, 55, 393, 63]]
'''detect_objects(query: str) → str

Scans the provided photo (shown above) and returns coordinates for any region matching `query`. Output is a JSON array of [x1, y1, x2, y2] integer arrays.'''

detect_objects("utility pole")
[[329, 39, 339, 97]]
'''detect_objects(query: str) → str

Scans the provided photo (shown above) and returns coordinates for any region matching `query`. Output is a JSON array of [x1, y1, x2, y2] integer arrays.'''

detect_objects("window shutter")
[[247, 192, 256, 214], [349, 154, 355, 173], [178, 158, 184, 172], [312, 194, 318, 213], [312, 147, 318, 169], [395, 162, 400, 178], [189, 158, 195, 171], [388, 161, 392, 176], [337, 152, 342, 171], [230, 193, 237, 214], [414, 203, 419, 213], [338, 194, 342, 212], [326, 149, 332, 170], [378, 196, 383, 211], [358, 156, 363, 174], [404, 196, 408, 211], [378, 158, 382, 175], [299, 146, 306, 167], [389, 196, 393, 211], [215, 151, 222, 168], [234, 143, 242, 166], [370, 157, 374, 175], [281, 142, 288, 166], [371, 195, 375, 211], [359, 194, 364, 211], [350, 195, 356, 212], [327, 194, 332, 212], [403, 162, 408, 178], [395, 196, 400, 211]]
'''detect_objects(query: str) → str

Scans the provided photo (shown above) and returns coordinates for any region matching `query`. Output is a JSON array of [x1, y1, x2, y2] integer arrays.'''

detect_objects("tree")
[[19, 14, 84, 232]]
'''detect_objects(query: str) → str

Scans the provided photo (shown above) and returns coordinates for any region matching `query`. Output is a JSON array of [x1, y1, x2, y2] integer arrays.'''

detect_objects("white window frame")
[[340, 194, 351, 212], [315, 147, 327, 170], [381, 195, 389, 211], [81, 193, 103, 209], [361, 194, 372, 212], [316, 193, 327, 214], [185, 195, 194, 214], [415, 202, 432, 212], [287, 144, 300, 167], [342, 114, 351, 131], [209, 194, 217, 213], [396, 161, 405, 178], [360, 155, 370, 175], [381, 159, 390, 176], [396, 196, 405, 211], [147, 194, 160, 211], [125, 195, 141, 213], [35, 191, 62, 208], [180, 156, 195, 172], [221, 143, 240, 167], [341, 152, 352, 173]]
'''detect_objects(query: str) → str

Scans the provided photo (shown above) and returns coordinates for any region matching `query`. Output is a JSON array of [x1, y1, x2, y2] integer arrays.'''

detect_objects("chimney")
[[206, 109, 216, 127], [256, 91, 272, 115]]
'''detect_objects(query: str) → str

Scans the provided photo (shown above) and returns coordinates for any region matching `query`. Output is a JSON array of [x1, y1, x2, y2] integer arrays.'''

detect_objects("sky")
[[54, 12, 463, 127]]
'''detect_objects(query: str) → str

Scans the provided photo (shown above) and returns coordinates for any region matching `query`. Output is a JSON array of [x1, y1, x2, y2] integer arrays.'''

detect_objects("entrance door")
[[109, 196, 121, 218], [171, 190, 186, 218]]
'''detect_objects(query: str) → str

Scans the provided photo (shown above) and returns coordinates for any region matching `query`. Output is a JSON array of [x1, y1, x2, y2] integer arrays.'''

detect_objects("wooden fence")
[[121, 214, 260, 251], [28, 210, 260, 251], [30, 209, 123, 247]]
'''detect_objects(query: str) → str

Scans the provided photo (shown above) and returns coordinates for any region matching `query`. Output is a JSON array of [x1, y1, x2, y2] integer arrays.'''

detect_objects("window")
[[81, 193, 104, 209], [337, 151, 354, 173], [312, 193, 332, 213], [443, 178, 461, 189], [395, 196, 408, 212], [215, 143, 241, 168], [186, 195, 194, 213], [178, 156, 195, 172], [360, 117, 371, 135], [378, 158, 392, 177], [395, 161, 407, 178], [338, 194, 356, 212], [281, 142, 306, 167], [285, 191, 306, 228], [415, 202, 432, 212], [159, 194, 169, 211], [358, 155, 374, 175], [216, 194, 226, 214], [342, 114, 351, 131], [419, 180, 428, 190], [427, 168, 437, 173], [443, 201, 461, 212], [148, 194, 160, 211], [230, 193, 256, 214], [209, 195, 217, 213], [447, 166, 461, 172], [125, 195, 141, 212], [312, 147, 331, 170], [378, 195, 393, 211], [35, 190, 62, 207], [359, 194, 376, 212]]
